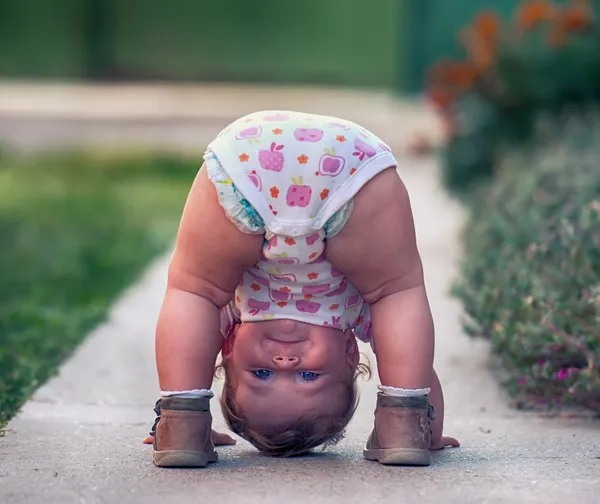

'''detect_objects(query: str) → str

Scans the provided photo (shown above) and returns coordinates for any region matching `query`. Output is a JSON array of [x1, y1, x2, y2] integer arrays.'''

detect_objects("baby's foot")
[[363, 393, 435, 466], [150, 396, 219, 468]]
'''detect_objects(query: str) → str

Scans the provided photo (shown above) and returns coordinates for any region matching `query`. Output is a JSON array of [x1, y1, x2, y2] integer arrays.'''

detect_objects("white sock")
[[160, 389, 214, 399], [378, 385, 430, 397]]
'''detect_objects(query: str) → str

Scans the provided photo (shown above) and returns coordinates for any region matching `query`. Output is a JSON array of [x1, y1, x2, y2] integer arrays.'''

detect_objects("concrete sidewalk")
[[0, 83, 598, 504]]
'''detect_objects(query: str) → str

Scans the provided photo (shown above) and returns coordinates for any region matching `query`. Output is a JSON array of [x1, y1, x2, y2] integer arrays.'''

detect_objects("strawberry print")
[[259, 142, 284, 171]]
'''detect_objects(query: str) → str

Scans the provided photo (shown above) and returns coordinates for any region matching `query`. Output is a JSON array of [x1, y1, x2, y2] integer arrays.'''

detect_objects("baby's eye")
[[253, 369, 273, 379], [299, 371, 320, 381]]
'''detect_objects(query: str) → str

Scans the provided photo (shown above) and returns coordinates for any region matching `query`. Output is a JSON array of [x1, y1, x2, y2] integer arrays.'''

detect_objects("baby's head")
[[218, 319, 370, 457]]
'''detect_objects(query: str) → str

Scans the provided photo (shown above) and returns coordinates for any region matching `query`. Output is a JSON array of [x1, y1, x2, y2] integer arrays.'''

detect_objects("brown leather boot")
[[363, 393, 435, 466], [150, 396, 218, 468]]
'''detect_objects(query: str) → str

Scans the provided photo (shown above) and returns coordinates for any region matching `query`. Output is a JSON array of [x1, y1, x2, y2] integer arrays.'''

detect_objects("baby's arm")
[[327, 167, 456, 448], [156, 166, 263, 392]]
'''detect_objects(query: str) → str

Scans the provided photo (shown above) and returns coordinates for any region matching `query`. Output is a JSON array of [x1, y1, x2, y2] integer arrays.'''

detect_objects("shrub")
[[427, 0, 600, 191], [453, 115, 600, 413]]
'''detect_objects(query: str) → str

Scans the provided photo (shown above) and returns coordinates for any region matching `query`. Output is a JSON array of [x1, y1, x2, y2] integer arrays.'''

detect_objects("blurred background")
[[0, 0, 521, 91], [1, 0, 599, 428]]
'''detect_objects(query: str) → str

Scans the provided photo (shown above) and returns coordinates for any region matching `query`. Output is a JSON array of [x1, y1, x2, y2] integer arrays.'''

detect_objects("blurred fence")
[[0, 0, 521, 92]]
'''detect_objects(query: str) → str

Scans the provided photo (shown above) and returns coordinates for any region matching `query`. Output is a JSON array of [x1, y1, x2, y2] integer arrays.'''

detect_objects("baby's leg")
[[156, 167, 262, 391], [152, 167, 262, 467], [327, 167, 433, 390], [327, 167, 456, 462]]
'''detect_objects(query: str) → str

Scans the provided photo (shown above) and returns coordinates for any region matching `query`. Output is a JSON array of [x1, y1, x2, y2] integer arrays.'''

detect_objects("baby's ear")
[[345, 330, 360, 367], [222, 324, 238, 358]]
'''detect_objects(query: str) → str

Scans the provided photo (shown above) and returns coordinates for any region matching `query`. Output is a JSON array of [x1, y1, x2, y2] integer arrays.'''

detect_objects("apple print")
[[345, 293, 362, 309], [294, 128, 324, 142], [248, 170, 262, 191], [247, 270, 270, 288], [327, 121, 351, 130], [269, 270, 297, 283], [269, 289, 293, 302], [273, 254, 300, 265], [331, 267, 342, 277], [326, 279, 347, 297], [309, 254, 327, 264], [286, 176, 312, 208], [306, 232, 320, 246], [302, 284, 331, 297], [259, 142, 285, 172], [248, 298, 271, 316], [296, 300, 321, 314], [264, 113, 290, 121], [319, 148, 345, 177], [324, 316, 342, 329], [353, 138, 377, 161], [236, 125, 262, 143]]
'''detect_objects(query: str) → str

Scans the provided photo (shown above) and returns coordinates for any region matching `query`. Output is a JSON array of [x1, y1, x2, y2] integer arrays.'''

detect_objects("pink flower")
[[556, 368, 569, 381]]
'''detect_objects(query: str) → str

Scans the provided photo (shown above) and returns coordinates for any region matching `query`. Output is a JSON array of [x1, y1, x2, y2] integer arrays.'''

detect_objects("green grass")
[[0, 150, 198, 427]]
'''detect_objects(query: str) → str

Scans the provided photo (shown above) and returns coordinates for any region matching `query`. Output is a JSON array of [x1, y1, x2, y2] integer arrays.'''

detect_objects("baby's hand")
[[142, 429, 237, 446], [430, 435, 460, 451]]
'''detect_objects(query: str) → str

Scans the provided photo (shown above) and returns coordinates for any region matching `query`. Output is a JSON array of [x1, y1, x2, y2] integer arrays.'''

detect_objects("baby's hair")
[[216, 356, 371, 457]]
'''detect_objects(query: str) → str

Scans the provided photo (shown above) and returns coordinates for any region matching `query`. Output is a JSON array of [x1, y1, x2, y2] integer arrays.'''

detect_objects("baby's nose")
[[272, 355, 300, 367]]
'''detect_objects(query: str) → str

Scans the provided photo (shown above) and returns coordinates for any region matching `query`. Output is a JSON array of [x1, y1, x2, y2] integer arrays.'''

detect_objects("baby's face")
[[224, 320, 359, 430]]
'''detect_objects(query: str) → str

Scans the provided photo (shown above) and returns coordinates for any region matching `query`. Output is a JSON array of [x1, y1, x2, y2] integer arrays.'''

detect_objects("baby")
[[146, 111, 459, 467]]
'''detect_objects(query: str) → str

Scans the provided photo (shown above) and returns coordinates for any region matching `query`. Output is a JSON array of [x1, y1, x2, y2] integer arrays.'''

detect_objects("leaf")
[[275, 144, 284, 151]]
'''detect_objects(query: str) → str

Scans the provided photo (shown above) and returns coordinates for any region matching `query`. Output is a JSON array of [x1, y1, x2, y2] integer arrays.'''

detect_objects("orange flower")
[[239, 153, 250, 162], [336, 135, 347, 142], [309, 252, 318, 260], [448, 62, 479, 89], [280, 286, 291, 293], [270, 186, 280, 198], [329, 304, 339, 310], [562, 5, 594, 31], [516, 0, 557, 30], [285, 237, 296, 246], [277, 302, 287, 308], [350, 168, 357, 175], [272, 128, 283, 135], [427, 87, 453, 110], [320, 188, 329, 200], [474, 10, 501, 40], [250, 283, 260, 291], [548, 24, 567, 47], [307, 272, 319, 280], [304, 294, 313, 300], [297, 154, 309, 164]]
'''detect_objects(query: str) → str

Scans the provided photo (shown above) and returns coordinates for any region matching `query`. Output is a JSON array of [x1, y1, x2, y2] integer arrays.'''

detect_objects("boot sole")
[[363, 448, 431, 466], [154, 450, 218, 468]]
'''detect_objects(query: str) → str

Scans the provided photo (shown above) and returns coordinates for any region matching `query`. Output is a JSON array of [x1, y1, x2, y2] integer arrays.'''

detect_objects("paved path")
[[0, 81, 441, 152], [0, 83, 598, 504]]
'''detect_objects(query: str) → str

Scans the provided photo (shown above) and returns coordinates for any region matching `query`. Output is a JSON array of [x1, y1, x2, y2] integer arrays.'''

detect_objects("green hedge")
[[453, 116, 600, 413], [0, 151, 197, 427]]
